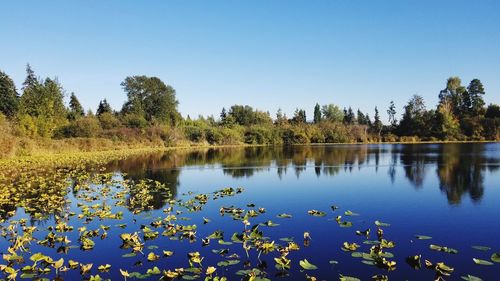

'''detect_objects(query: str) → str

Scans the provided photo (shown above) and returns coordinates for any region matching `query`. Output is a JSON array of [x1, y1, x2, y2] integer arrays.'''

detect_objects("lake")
[[1, 143, 499, 280]]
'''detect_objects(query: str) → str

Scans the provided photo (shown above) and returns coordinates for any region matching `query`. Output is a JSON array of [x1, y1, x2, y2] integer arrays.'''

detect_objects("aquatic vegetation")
[[0, 151, 498, 280]]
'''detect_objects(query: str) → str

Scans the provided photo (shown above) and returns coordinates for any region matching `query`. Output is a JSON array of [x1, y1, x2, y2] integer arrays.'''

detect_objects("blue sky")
[[1, 0, 499, 121]]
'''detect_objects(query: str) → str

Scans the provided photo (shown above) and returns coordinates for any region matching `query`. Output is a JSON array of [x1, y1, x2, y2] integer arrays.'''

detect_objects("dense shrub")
[[205, 127, 224, 145], [123, 114, 148, 129], [56, 117, 102, 138], [184, 126, 204, 143], [98, 112, 122, 130], [0, 114, 17, 158]]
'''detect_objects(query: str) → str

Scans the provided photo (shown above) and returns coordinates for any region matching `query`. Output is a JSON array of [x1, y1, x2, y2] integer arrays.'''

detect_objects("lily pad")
[[429, 244, 459, 254], [374, 220, 390, 227], [491, 253, 500, 263], [339, 275, 361, 281], [472, 246, 491, 251], [473, 258, 493, 266], [299, 259, 318, 270], [461, 275, 484, 281]]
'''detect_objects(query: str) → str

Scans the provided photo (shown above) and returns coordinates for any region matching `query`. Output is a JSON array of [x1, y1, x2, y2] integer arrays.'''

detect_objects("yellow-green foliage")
[[0, 114, 17, 158]]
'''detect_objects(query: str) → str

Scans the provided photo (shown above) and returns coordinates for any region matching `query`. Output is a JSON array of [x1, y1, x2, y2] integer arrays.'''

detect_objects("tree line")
[[0, 64, 499, 149]]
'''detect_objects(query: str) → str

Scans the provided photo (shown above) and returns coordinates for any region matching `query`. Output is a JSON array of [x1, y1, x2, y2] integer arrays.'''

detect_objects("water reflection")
[[108, 143, 499, 206], [1, 144, 498, 221]]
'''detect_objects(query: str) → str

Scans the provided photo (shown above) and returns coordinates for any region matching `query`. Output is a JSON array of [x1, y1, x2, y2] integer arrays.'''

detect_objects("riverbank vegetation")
[[1, 65, 499, 158]]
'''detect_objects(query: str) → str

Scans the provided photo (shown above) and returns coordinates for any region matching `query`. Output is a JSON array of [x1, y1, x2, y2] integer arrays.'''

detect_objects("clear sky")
[[1, 0, 499, 121]]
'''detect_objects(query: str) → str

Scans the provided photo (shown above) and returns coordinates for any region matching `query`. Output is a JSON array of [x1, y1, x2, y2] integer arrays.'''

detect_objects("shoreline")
[[1, 140, 497, 164]]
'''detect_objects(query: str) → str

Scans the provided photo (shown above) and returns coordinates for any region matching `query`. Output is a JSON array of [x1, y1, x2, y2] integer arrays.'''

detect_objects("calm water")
[[2, 143, 500, 280]]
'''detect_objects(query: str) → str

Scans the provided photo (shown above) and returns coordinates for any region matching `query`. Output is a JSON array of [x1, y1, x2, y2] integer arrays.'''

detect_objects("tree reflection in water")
[[107, 143, 499, 207]]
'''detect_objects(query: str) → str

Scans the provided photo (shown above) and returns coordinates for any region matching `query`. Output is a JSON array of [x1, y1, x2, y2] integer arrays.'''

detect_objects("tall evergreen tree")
[[467, 79, 486, 116], [68, 92, 84, 120], [220, 107, 227, 120], [97, 99, 112, 116], [313, 103, 321, 123], [22, 63, 37, 90], [357, 109, 365, 125], [372, 107, 383, 136], [344, 107, 355, 125], [0, 70, 19, 118]]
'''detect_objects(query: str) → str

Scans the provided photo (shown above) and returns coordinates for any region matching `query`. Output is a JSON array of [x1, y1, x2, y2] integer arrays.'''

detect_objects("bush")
[[15, 114, 37, 137], [57, 117, 102, 138], [0, 114, 17, 158], [99, 112, 122, 130], [205, 127, 224, 145], [244, 126, 273, 144], [124, 114, 148, 129], [184, 126, 204, 143]]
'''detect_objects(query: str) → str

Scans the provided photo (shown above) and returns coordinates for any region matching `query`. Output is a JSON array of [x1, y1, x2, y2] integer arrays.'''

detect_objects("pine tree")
[[373, 106, 383, 137], [313, 103, 321, 123], [22, 63, 37, 90], [0, 70, 19, 118], [68, 93, 84, 120], [467, 79, 485, 116], [96, 99, 112, 116]]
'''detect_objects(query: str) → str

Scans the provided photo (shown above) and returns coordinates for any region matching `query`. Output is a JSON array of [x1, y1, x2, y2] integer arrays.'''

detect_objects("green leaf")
[[344, 210, 359, 216], [491, 253, 500, 263], [299, 259, 318, 270], [473, 258, 493, 266], [374, 220, 390, 227], [277, 213, 292, 219], [339, 274, 361, 281], [217, 259, 240, 267], [429, 244, 458, 254], [472, 246, 491, 251], [461, 275, 483, 281]]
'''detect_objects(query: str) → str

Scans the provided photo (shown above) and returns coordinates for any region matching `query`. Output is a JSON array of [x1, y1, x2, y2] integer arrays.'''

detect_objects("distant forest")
[[0, 64, 499, 157]]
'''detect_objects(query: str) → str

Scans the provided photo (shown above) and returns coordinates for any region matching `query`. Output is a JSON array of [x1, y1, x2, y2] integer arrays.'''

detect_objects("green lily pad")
[[277, 213, 292, 219], [375, 220, 390, 227], [491, 253, 500, 263], [429, 244, 458, 254], [473, 258, 493, 266], [299, 259, 318, 270], [472, 246, 491, 251], [461, 275, 484, 281], [339, 275, 361, 281], [217, 259, 240, 267], [121, 253, 137, 258]]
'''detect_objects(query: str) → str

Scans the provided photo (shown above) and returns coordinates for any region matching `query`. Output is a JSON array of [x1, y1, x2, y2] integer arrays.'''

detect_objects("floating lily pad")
[[472, 246, 491, 251], [429, 244, 458, 254], [277, 213, 292, 219], [461, 275, 484, 281], [473, 258, 493, 266], [339, 275, 361, 281], [375, 220, 390, 227], [217, 259, 240, 267], [491, 253, 500, 263], [299, 259, 318, 270], [344, 210, 359, 216]]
